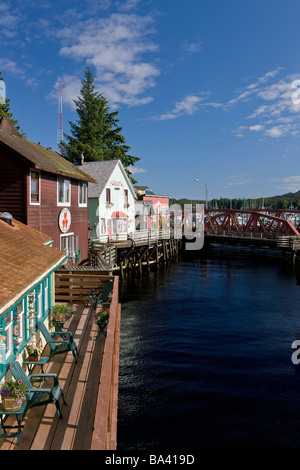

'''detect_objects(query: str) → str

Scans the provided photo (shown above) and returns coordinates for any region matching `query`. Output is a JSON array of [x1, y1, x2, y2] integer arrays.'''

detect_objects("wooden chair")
[[37, 321, 79, 363], [9, 361, 66, 419]]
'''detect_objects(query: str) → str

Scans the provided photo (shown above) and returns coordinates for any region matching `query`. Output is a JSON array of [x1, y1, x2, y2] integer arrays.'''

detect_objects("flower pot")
[[53, 314, 65, 322], [28, 355, 41, 362], [1, 397, 22, 412]]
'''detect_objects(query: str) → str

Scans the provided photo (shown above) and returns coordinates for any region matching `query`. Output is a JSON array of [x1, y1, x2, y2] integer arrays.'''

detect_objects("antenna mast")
[[56, 78, 63, 154]]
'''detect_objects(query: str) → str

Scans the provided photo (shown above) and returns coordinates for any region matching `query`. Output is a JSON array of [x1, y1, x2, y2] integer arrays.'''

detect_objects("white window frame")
[[78, 182, 87, 207], [17, 299, 25, 344], [37, 283, 43, 319], [60, 232, 77, 260], [44, 277, 49, 314], [29, 169, 41, 205], [57, 177, 71, 206], [100, 218, 106, 234], [5, 311, 13, 360]]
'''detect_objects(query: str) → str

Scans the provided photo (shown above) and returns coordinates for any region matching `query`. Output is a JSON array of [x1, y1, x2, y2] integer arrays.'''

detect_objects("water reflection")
[[117, 244, 300, 450]]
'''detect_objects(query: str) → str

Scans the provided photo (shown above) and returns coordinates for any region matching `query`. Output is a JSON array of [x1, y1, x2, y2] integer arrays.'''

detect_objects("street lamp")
[[195, 179, 208, 209]]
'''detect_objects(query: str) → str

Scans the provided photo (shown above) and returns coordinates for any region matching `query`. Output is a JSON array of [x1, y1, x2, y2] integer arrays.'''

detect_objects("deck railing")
[[55, 272, 116, 302], [55, 273, 121, 450], [91, 276, 120, 450]]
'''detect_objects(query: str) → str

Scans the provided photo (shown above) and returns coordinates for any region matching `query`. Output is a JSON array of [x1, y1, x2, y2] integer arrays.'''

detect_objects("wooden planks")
[[91, 276, 120, 450], [55, 273, 115, 302], [0, 275, 120, 450]]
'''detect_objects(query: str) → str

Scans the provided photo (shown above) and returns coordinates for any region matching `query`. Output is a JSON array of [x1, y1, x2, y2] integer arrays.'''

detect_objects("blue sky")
[[1, 0, 300, 202]]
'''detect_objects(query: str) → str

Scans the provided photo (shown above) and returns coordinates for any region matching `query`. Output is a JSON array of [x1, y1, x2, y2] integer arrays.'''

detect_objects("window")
[[5, 311, 13, 360], [106, 188, 111, 203], [45, 277, 49, 314], [30, 170, 40, 204], [78, 182, 87, 206], [58, 177, 71, 206], [37, 283, 43, 319], [101, 218, 106, 234], [17, 300, 25, 344], [60, 233, 78, 260], [124, 189, 129, 207], [112, 218, 128, 234]]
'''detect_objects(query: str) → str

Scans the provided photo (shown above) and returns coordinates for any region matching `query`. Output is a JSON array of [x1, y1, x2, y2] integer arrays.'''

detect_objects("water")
[[117, 244, 300, 450]]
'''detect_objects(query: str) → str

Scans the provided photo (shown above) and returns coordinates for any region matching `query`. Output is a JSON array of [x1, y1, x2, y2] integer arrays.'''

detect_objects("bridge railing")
[[205, 229, 286, 240]]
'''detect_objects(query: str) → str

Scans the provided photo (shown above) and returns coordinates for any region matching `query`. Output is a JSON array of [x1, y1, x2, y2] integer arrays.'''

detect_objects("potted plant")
[[0, 378, 27, 411], [52, 304, 66, 322], [64, 305, 74, 320], [94, 309, 109, 326], [52, 304, 74, 322], [26, 344, 42, 362]]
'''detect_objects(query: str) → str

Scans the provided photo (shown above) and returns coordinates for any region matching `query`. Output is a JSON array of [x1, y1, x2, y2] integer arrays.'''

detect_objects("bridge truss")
[[204, 209, 300, 237]]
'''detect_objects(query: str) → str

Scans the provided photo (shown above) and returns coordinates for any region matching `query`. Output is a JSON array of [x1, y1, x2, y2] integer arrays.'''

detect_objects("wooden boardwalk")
[[0, 293, 120, 450]]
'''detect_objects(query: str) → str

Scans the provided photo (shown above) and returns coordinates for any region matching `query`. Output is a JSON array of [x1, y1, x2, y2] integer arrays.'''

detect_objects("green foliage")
[[52, 304, 74, 320], [94, 310, 109, 325], [170, 192, 300, 210], [26, 344, 42, 358], [61, 65, 140, 183], [0, 71, 24, 134], [0, 378, 27, 399]]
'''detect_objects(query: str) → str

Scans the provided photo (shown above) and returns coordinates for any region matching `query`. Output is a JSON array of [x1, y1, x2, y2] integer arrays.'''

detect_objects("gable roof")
[[0, 116, 21, 137], [78, 160, 136, 198], [0, 118, 96, 183], [0, 215, 67, 314]]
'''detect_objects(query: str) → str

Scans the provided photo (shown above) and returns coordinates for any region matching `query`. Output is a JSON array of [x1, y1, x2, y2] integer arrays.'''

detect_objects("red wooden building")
[[0, 117, 96, 263]]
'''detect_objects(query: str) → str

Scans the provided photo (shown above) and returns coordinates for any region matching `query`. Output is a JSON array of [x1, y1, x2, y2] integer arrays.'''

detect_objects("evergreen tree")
[[61, 65, 140, 182], [0, 72, 21, 131]]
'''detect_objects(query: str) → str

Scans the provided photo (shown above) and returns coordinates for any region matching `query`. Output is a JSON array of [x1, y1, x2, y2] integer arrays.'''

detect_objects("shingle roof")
[[78, 160, 120, 197], [0, 119, 96, 183], [0, 217, 66, 314]]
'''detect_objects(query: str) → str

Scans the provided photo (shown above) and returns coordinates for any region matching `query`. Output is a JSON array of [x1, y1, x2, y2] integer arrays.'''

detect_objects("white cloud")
[[265, 125, 287, 138], [47, 75, 81, 109], [181, 41, 203, 53], [223, 179, 253, 189], [249, 124, 264, 131], [0, 3, 23, 37], [276, 176, 300, 192], [0, 58, 25, 77], [129, 166, 147, 174], [229, 68, 300, 139], [58, 13, 159, 107], [153, 95, 204, 121], [152, 93, 223, 121]]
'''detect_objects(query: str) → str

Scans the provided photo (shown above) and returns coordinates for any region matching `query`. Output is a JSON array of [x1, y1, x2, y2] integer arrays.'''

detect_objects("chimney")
[[80, 152, 84, 165], [0, 212, 14, 226]]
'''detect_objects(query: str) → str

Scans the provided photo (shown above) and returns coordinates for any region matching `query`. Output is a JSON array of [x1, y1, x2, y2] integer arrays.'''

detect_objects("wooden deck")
[[0, 275, 121, 450]]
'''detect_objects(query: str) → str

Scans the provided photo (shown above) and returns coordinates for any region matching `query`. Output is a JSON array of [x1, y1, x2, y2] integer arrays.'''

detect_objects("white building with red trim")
[[79, 159, 136, 242]]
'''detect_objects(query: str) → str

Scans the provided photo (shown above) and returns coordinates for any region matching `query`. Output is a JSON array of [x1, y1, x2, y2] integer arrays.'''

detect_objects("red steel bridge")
[[201, 209, 300, 248]]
